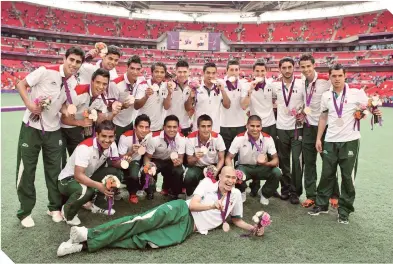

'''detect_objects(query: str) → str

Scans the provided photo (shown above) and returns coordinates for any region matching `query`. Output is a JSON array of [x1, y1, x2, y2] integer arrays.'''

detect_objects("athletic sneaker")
[[57, 241, 83, 257], [70, 226, 88, 243], [21, 215, 35, 228], [301, 199, 315, 208], [62, 205, 81, 226], [330, 198, 339, 209], [128, 194, 138, 204], [290, 194, 300, 204], [338, 215, 349, 224], [91, 204, 115, 215], [160, 189, 169, 196], [260, 195, 269, 205], [241, 192, 247, 202], [47, 210, 63, 223], [308, 205, 329, 216]]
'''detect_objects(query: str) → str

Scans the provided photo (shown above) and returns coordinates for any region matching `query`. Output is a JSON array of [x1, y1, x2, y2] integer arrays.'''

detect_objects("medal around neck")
[[257, 154, 267, 163], [170, 152, 179, 160], [200, 146, 208, 155], [223, 222, 230, 232], [120, 159, 129, 169], [152, 83, 160, 92], [137, 146, 146, 155], [228, 76, 236, 83], [67, 104, 77, 115], [127, 95, 135, 105], [254, 77, 264, 83], [303, 106, 311, 115], [210, 79, 217, 85], [95, 42, 108, 58], [335, 118, 344, 127]]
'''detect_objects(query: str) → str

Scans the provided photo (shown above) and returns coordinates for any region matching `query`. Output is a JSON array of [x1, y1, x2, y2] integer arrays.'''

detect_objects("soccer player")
[[118, 114, 152, 204], [78, 45, 121, 83], [61, 68, 121, 167], [241, 59, 278, 197], [16, 46, 84, 228], [225, 115, 281, 203], [183, 114, 226, 196], [271, 57, 305, 204], [108, 55, 144, 141], [165, 59, 192, 136], [56, 166, 264, 257], [142, 115, 186, 200], [298, 54, 340, 208], [58, 121, 123, 226], [220, 59, 247, 152], [309, 64, 383, 224], [185, 62, 231, 133], [134, 62, 171, 132]]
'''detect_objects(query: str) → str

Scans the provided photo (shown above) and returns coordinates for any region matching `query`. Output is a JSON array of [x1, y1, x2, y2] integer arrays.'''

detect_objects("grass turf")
[[1, 93, 393, 263]]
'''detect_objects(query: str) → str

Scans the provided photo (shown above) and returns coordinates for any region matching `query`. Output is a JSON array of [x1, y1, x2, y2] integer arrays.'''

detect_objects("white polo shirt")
[[193, 81, 223, 133], [186, 178, 243, 235], [58, 137, 119, 180], [146, 130, 186, 160], [220, 76, 247, 128], [135, 79, 168, 131], [23, 64, 71, 132], [61, 84, 108, 129], [185, 130, 226, 167], [241, 79, 276, 128], [302, 72, 331, 126], [165, 81, 191, 129], [229, 131, 277, 165], [272, 78, 305, 130], [118, 130, 152, 161], [77, 60, 118, 84], [321, 84, 369, 143], [108, 74, 144, 128]]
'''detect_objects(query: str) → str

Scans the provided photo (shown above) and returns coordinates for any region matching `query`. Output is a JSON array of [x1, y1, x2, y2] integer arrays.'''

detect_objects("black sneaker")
[[147, 193, 154, 200], [280, 192, 290, 200], [290, 194, 300, 204], [308, 205, 329, 216], [250, 188, 258, 197], [338, 215, 349, 224]]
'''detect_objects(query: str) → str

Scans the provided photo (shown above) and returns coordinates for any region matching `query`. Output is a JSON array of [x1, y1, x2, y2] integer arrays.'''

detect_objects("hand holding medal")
[[95, 42, 108, 58], [120, 155, 132, 169]]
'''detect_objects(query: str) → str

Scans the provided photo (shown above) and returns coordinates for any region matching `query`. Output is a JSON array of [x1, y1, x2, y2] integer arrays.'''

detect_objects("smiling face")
[[253, 65, 267, 78], [135, 121, 150, 140], [203, 67, 217, 86], [127, 62, 142, 83], [102, 53, 120, 71], [91, 75, 109, 97], [63, 54, 83, 77], [198, 120, 212, 140], [96, 129, 115, 150], [163, 120, 179, 138], [218, 166, 237, 193], [176, 66, 189, 83], [152, 65, 166, 83], [247, 120, 262, 140], [299, 60, 315, 80]]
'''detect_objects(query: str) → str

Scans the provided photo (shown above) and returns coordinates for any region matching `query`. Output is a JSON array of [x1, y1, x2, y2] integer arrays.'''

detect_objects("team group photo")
[[1, 0, 392, 263]]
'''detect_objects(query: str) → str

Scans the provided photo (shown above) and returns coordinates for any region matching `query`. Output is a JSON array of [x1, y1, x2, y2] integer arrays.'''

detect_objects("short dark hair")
[[176, 60, 189, 69], [329, 63, 346, 75], [65, 46, 85, 63], [247, 115, 262, 124], [279, 57, 295, 68], [96, 120, 116, 134], [226, 59, 240, 70], [135, 114, 151, 127], [197, 114, 213, 127], [252, 59, 267, 71], [299, 54, 315, 64], [163, 115, 179, 126], [91, 68, 110, 82], [127, 55, 142, 67], [203, 62, 217, 72], [106, 45, 121, 57], [151, 62, 167, 74]]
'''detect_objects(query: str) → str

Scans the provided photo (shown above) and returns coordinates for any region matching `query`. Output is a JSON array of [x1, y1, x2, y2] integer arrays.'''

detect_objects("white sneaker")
[[82, 201, 93, 211], [61, 205, 81, 226], [241, 192, 247, 202], [57, 241, 83, 257], [260, 194, 269, 205], [47, 210, 63, 223], [21, 215, 35, 228], [70, 226, 88, 243], [91, 204, 115, 215]]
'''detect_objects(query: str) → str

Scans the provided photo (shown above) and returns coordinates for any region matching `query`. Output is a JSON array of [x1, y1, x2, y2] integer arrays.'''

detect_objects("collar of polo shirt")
[[198, 131, 212, 145], [59, 64, 66, 78]]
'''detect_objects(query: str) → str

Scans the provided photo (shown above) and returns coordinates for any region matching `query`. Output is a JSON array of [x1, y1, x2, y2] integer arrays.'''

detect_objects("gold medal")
[[257, 154, 267, 163], [304, 106, 311, 115]]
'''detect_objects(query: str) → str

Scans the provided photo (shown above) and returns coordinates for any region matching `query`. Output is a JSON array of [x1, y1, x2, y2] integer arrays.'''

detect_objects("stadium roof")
[[103, 1, 366, 15]]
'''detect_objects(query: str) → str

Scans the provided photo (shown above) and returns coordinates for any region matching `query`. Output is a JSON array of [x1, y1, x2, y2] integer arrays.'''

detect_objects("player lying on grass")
[[57, 166, 264, 256]]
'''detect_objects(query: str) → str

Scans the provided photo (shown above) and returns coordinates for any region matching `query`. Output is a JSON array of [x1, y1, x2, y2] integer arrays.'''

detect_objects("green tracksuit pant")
[[220, 126, 247, 153], [124, 160, 141, 195], [235, 164, 282, 198], [302, 125, 339, 200], [86, 200, 194, 251], [16, 123, 63, 220], [58, 166, 122, 220], [316, 140, 360, 218], [61, 127, 84, 169], [183, 166, 206, 196], [276, 128, 303, 196]]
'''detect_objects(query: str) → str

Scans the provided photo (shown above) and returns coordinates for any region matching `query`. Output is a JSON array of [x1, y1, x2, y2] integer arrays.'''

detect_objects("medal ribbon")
[[62, 77, 73, 104], [282, 79, 295, 108], [254, 81, 266, 91], [174, 80, 188, 90], [225, 79, 238, 91], [305, 80, 316, 107], [197, 132, 210, 149], [248, 134, 263, 153], [217, 187, 231, 224], [127, 82, 135, 95], [332, 84, 347, 119], [164, 133, 176, 150]]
